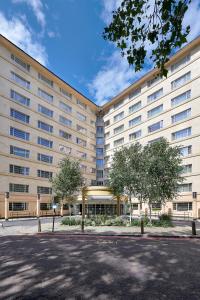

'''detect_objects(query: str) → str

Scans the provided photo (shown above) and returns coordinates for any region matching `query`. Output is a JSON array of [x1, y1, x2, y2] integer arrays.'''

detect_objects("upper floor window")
[[38, 137, 53, 148], [96, 127, 104, 134], [60, 87, 72, 99], [129, 87, 141, 99], [147, 88, 163, 103], [76, 137, 87, 147], [77, 111, 86, 121], [96, 148, 104, 157], [10, 108, 30, 123], [37, 170, 53, 179], [10, 127, 29, 140], [96, 159, 104, 167], [11, 71, 30, 89], [11, 54, 30, 71], [59, 130, 72, 140], [129, 129, 142, 141], [59, 101, 72, 113], [114, 99, 124, 110], [38, 73, 53, 87], [38, 88, 53, 103], [147, 75, 161, 87], [171, 72, 191, 90], [104, 120, 110, 127], [129, 101, 141, 114], [129, 115, 141, 127], [77, 151, 87, 159], [10, 145, 30, 158], [77, 125, 87, 134], [114, 111, 124, 122], [148, 137, 163, 144], [181, 164, 192, 174], [9, 164, 29, 176], [38, 120, 53, 133], [96, 137, 104, 145], [171, 127, 191, 140], [9, 183, 29, 193], [37, 186, 52, 194], [147, 104, 163, 118], [90, 120, 95, 125], [179, 145, 192, 157], [104, 144, 110, 151], [171, 54, 190, 73], [59, 116, 72, 127], [37, 153, 53, 164], [59, 145, 71, 154], [114, 137, 124, 147], [178, 183, 192, 192], [114, 124, 124, 135], [171, 90, 191, 107], [77, 99, 87, 110], [171, 108, 191, 124], [38, 104, 53, 118], [10, 90, 30, 107], [104, 131, 110, 138], [148, 120, 163, 133]]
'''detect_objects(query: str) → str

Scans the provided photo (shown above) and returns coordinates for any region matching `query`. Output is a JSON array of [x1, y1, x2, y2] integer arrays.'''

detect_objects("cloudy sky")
[[0, 0, 199, 104]]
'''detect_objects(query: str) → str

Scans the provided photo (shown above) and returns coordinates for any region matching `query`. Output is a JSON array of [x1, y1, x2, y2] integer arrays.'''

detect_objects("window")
[[37, 170, 53, 178], [38, 137, 53, 148], [38, 104, 53, 117], [9, 183, 29, 193], [10, 145, 30, 158], [38, 121, 53, 133], [37, 186, 52, 194], [129, 101, 142, 114], [114, 138, 124, 147], [147, 104, 163, 118], [171, 55, 190, 72], [90, 131, 96, 138], [91, 168, 96, 173], [97, 170, 104, 179], [104, 131, 110, 138], [129, 130, 142, 141], [11, 72, 30, 89], [59, 101, 72, 113], [129, 115, 141, 127], [147, 88, 163, 103], [179, 145, 192, 157], [171, 108, 191, 124], [114, 111, 124, 122], [77, 125, 87, 134], [172, 127, 191, 140], [114, 124, 124, 135], [178, 183, 192, 192], [11, 54, 30, 71], [77, 99, 87, 110], [132, 203, 139, 210], [59, 145, 71, 154], [40, 203, 52, 210], [96, 159, 104, 167], [59, 130, 72, 140], [104, 156, 110, 163], [129, 87, 141, 99], [173, 202, 192, 211], [114, 100, 124, 110], [97, 127, 104, 134], [171, 72, 191, 90], [59, 116, 72, 127], [60, 87, 72, 99], [147, 75, 161, 87], [38, 73, 53, 87], [77, 151, 87, 159], [152, 203, 161, 209], [38, 88, 53, 103], [148, 121, 163, 133], [10, 108, 30, 123], [80, 164, 87, 172], [76, 137, 87, 147], [181, 164, 192, 174], [10, 90, 30, 106], [171, 90, 191, 107], [96, 148, 104, 157], [104, 120, 110, 127], [37, 153, 53, 164], [90, 120, 95, 125], [96, 137, 104, 145], [10, 164, 29, 175], [77, 111, 86, 121], [10, 127, 29, 140], [104, 144, 110, 151], [9, 202, 28, 211]]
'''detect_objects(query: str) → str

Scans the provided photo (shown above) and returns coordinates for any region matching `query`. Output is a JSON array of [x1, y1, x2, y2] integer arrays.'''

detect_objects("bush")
[[159, 214, 172, 221]]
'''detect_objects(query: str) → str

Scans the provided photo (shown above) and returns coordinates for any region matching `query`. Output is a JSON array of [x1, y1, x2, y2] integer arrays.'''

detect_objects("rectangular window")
[[9, 202, 28, 211], [148, 121, 163, 133], [59, 145, 71, 154], [77, 151, 87, 159], [59, 101, 72, 113], [104, 144, 110, 151], [38, 104, 53, 118], [10, 127, 29, 140], [38, 88, 53, 103], [129, 129, 142, 141], [38, 137, 53, 148], [77, 125, 87, 134], [97, 126, 104, 134], [181, 164, 192, 174], [96, 148, 104, 157], [77, 99, 87, 110], [114, 100, 124, 110], [178, 183, 192, 192], [171, 90, 191, 107], [37, 186, 52, 194], [38, 121, 53, 133], [147, 75, 161, 87], [10, 164, 29, 175], [104, 131, 110, 138], [173, 202, 192, 211], [60, 87, 72, 99], [59, 130, 72, 140], [129, 101, 141, 114], [10, 145, 30, 158], [77, 111, 86, 121], [148, 137, 163, 144], [97, 170, 104, 179], [10, 90, 30, 106], [76, 137, 87, 147], [147, 104, 163, 118], [147, 88, 163, 103], [104, 120, 110, 127], [171, 55, 190, 73], [171, 72, 191, 90], [37, 170, 53, 178], [37, 153, 53, 164], [129, 115, 141, 127], [96, 159, 104, 167], [96, 137, 104, 145], [11, 71, 30, 89], [38, 73, 53, 87], [129, 87, 141, 99], [9, 183, 29, 193], [114, 124, 124, 135], [179, 145, 192, 157], [172, 127, 191, 140], [40, 203, 52, 210], [114, 137, 124, 147], [59, 116, 72, 127], [80, 164, 87, 172], [11, 54, 30, 71], [114, 111, 124, 122], [171, 108, 191, 124], [10, 108, 30, 123]]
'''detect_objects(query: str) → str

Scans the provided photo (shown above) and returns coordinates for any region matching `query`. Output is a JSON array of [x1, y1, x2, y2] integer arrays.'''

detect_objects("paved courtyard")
[[0, 234, 200, 299]]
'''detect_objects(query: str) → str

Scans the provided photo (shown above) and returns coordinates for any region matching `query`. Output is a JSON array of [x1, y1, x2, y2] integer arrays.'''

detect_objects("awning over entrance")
[[88, 195, 113, 201]]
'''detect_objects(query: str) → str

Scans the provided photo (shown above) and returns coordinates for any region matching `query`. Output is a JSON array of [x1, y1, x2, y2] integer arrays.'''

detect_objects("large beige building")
[[0, 34, 200, 219]]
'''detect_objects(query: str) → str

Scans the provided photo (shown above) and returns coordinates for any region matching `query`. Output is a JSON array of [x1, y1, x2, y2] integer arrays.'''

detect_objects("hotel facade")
[[0, 34, 200, 219]]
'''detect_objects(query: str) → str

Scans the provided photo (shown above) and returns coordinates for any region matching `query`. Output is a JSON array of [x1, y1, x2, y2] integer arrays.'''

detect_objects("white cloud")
[[0, 12, 48, 65], [101, 0, 122, 24], [183, 0, 200, 42]]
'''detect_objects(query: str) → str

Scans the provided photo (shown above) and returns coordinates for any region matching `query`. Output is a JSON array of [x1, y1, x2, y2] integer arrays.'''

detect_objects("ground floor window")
[[63, 203, 69, 210], [79, 204, 124, 215], [152, 202, 161, 210], [9, 202, 28, 211], [173, 202, 192, 211], [131, 203, 139, 210], [40, 203, 52, 210]]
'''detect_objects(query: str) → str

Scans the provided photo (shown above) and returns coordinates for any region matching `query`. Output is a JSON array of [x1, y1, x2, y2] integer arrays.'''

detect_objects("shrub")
[[159, 214, 172, 221]]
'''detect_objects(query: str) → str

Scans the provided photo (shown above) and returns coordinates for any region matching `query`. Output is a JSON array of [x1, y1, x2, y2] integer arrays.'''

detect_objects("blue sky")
[[0, 0, 199, 105]]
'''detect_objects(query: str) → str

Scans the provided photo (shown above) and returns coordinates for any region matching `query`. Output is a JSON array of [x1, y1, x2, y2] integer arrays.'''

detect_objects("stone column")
[[4, 192, 9, 220], [60, 202, 63, 217], [36, 193, 40, 217], [117, 195, 120, 216]]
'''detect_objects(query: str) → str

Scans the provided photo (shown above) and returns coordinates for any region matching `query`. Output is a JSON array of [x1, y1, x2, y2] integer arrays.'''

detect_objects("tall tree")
[[103, 0, 191, 77]]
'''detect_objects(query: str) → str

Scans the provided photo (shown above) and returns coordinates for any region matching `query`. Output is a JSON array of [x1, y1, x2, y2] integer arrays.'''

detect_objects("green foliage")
[[103, 0, 191, 77], [159, 213, 172, 221]]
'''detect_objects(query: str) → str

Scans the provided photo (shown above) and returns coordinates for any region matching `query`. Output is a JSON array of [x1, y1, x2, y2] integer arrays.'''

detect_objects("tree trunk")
[[149, 202, 152, 224], [129, 194, 132, 225]]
